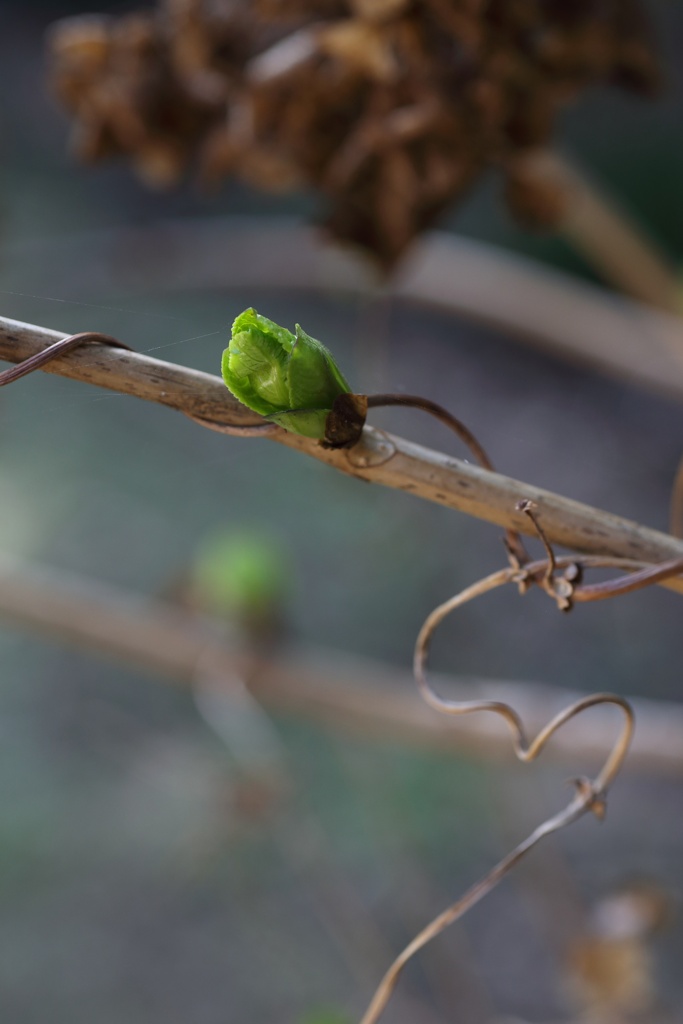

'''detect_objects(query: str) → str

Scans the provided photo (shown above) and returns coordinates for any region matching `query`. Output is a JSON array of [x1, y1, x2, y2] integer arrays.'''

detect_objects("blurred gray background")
[[0, 2, 682, 1023]]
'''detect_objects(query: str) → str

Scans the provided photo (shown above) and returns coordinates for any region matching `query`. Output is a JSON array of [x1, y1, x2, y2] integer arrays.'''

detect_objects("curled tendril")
[[0, 329, 281, 437], [366, 393, 529, 569], [359, 544, 683, 1024], [414, 560, 636, 789], [0, 331, 130, 387]]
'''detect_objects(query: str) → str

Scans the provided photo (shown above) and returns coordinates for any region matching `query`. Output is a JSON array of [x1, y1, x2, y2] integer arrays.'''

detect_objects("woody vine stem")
[[2, 316, 683, 575], [2, 319, 683, 1024]]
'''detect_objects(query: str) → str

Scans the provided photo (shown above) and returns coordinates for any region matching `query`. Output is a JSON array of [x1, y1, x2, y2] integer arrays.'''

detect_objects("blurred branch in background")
[[1, 558, 682, 775], [3, 313, 683, 585], [670, 455, 683, 539], [505, 150, 681, 315], [5, 219, 683, 397]]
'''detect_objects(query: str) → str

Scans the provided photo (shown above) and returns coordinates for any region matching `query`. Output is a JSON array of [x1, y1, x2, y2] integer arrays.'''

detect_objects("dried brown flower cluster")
[[49, 0, 660, 267]]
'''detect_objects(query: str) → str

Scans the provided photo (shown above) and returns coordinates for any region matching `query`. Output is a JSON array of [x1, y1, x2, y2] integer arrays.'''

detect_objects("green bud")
[[222, 308, 352, 440], [192, 529, 289, 620]]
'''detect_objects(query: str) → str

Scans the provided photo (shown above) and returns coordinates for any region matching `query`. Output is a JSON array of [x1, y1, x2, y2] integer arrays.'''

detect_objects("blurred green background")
[[0, 2, 682, 1022]]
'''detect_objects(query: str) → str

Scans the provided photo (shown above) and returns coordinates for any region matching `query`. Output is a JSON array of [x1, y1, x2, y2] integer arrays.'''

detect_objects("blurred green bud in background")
[[192, 528, 289, 626], [222, 308, 352, 440]]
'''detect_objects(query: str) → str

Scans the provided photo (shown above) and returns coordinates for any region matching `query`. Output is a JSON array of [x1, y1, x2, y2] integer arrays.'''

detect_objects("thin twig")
[[359, 761, 626, 1024], [517, 500, 556, 580], [366, 393, 495, 470], [516, 504, 683, 607], [359, 555, 640, 1024], [573, 556, 683, 603], [2, 315, 683, 591], [367, 393, 528, 566]]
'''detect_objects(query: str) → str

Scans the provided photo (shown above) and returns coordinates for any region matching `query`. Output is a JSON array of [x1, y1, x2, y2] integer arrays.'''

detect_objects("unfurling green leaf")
[[222, 308, 354, 440]]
